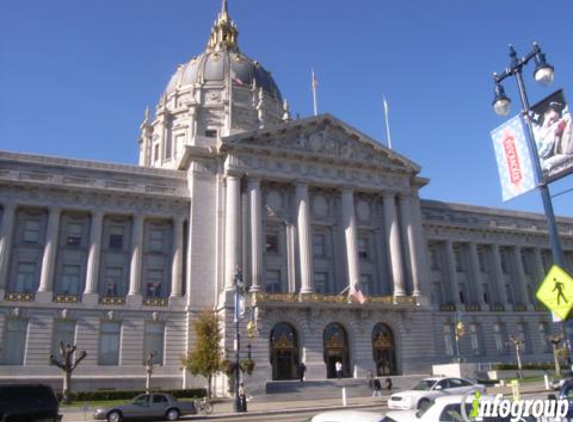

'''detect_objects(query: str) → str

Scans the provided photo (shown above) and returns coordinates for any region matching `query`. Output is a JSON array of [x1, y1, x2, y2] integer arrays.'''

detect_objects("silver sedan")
[[93, 393, 197, 422]]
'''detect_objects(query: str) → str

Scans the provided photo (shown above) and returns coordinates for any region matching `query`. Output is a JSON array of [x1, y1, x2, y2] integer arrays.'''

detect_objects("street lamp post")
[[233, 267, 243, 413], [492, 43, 573, 363]]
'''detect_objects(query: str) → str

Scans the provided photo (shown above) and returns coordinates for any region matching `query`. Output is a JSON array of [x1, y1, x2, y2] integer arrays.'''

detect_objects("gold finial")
[[207, 0, 239, 53]]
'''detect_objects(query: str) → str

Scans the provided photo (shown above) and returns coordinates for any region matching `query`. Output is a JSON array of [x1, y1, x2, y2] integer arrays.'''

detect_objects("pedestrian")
[[238, 382, 247, 412], [385, 377, 392, 391], [367, 370, 374, 390], [372, 378, 382, 397], [335, 360, 343, 380], [298, 362, 307, 383]]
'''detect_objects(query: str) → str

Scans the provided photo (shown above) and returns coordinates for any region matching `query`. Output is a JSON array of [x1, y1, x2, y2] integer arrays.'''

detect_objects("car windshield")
[[411, 380, 437, 391]]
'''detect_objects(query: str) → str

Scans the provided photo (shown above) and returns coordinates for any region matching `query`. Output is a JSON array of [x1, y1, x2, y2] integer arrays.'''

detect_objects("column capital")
[[247, 176, 262, 188], [383, 191, 397, 200]]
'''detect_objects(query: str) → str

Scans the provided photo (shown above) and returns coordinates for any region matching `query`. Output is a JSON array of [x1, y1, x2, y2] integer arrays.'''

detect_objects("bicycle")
[[194, 397, 214, 415]]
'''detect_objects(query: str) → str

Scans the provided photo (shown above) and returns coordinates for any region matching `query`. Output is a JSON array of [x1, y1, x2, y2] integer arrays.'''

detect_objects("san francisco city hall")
[[0, 2, 571, 393]]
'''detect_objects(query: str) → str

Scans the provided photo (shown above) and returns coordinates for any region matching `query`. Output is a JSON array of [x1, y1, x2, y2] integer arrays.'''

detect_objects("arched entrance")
[[372, 323, 397, 375], [323, 323, 350, 379], [270, 322, 299, 380]]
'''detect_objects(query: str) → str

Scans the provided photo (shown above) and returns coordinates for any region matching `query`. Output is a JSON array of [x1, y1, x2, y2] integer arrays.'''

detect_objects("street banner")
[[531, 90, 573, 183], [491, 115, 536, 201]]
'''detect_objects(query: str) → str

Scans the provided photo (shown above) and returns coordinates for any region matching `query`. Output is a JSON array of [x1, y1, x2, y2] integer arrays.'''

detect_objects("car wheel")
[[166, 408, 180, 421], [107, 410, 122, 422], [203, 402, 213, 415], [417, 398, 431, 410]]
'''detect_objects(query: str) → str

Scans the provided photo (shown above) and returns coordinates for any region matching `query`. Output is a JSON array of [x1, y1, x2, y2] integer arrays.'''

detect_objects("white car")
[[387, 377, 485, 410], [304, 409, 397, 422], [387, 394, 536, 422]]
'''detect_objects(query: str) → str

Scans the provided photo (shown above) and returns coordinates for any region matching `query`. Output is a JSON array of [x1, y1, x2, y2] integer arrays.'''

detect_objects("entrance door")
[[372, 323, 397, 375], [323, 323, 350, 379], [270, 323, 299, 380]]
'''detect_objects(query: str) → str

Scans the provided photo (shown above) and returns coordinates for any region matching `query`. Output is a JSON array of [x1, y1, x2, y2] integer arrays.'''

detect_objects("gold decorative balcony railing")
[[491, 303, 506, 312], [439, 303, 456, 312], [514, 303, 528, 312], [464, 304, 481, 312], [251, 292, 418, 306], [4, 291, 35, 302], [54, 295, 80, 304], [99, 296, 126, 306], [143, 297, 168, 307]]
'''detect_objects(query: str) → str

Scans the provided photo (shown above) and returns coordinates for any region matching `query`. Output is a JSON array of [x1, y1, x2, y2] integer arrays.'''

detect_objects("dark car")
[[93, 393, 197, 422], [0, 384, 61, 422], [557, 377, 573, 417]]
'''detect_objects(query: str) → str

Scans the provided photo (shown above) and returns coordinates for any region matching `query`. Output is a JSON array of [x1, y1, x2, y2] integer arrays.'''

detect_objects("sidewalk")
[[61, 380, 552, 421]]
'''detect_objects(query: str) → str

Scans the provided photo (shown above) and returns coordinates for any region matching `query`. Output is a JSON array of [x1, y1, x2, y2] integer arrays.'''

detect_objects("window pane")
[[52, 321, 76, 358], [265, 233, 279, 253], [23, 220, 40, 243], [3, 319, 27, 365], [61, 265, 81, 295], [104, 267, 122, 296], [99, 322, 120, 365], [265, 270, 281, 293], [144, 323, 164, 365], [146, 269, 163, 297], [66, 222, 83, 246], [16, 262, 36, 292], [149, 229, 164, 252], [314, 272, 327, 294]]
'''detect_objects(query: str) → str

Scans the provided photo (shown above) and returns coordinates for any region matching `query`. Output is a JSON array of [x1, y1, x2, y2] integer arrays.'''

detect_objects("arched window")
[[270, 323, 299, 380], [323, 323, 350, 379], [371, 323, 397, 376]]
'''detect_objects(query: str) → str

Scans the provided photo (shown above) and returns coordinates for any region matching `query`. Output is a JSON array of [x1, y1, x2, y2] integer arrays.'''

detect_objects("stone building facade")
[[0, 1, 570, 392]]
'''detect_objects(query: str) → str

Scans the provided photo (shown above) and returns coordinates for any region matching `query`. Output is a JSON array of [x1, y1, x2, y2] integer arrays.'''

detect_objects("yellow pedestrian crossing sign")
[[536, 265, 573, 320]]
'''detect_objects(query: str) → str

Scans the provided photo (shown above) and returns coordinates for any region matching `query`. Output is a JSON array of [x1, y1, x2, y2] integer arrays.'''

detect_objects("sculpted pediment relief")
[[224, 114, 420, 175]]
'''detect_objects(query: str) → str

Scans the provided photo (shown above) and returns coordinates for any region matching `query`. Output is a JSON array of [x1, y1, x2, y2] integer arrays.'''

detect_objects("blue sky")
[[1, 0, 573, 218]]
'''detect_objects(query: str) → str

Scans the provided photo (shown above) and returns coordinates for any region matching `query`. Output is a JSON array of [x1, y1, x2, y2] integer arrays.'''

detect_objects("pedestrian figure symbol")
[[553, 278, 568, 305]]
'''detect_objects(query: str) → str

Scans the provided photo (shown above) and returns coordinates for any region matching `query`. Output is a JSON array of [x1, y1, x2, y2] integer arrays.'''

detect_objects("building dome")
[[164, 50, 282, 102], [163, 0, 282, 102]]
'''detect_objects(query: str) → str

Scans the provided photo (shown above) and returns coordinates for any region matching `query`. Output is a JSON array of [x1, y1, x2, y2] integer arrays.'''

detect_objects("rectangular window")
[[3, 319, 27, 365], [146, 269, 163, 297], [478, 249, 487, 273], [66, 222, 83, 246], [312, 234, 326, 258], [144, 322, 164, 365], [501, 249, 510, 274], [99, 321, 121, 365], [109, 226, 124, 250], [357, 237, 368, 260], [149, 229, 164, 252], [360, 274, 372, 295], [51, 320, 76, 358], [494, 324, 506, 355], [265, 270, 281, 293], [454, 247, 464, 272], [314, 272, 327, 294], [430, 246, 441, 270], [265, 233, 279, 254], [521, 252, 531, 275], [482, 283, 490, 304], [154, 144, 159, 162], [104, 267, 122, 296], [23, 220, 41, 244], [205, 129, 217, 138], [61, 265, 81, 295], [458, 284, 465, 304], [16, 262, 36, 292]]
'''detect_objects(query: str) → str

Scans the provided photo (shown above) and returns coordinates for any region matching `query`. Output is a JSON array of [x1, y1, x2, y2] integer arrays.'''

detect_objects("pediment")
[[223, 114, 420, 175]]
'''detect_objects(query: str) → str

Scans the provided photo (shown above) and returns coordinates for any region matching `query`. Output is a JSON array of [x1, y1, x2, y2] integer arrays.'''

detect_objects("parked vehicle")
[[304, 409, 397, 422], [387, 394, 536, 422], [388, 377, 486, 410], [556, 378, 573, 418], [93, 393, 197, 422], [0, 384, 62, 422]]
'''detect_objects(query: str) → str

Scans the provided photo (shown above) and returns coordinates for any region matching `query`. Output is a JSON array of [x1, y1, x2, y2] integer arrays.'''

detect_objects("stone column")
[[444, 239, 461, 308], [491, 243, 510, 309], [128, 214, 145, 303], [342, 187, 360, 290], [512, 246, 531, 309], [384, 193, 405, 296], [399, 194, 421, 296], [37, 207, 61, 302], [469, 242, 487, 309], [296, 181, 313, 294], [224, 174, 241, 291], [249, 178, 263, 292], [0, 203, 16, 295], [170, 216, 185, 299], [83, 210, 104, 303]]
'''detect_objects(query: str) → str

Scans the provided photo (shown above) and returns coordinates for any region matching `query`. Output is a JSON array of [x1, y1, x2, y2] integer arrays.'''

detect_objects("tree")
[[49, 342, 87, 403], [144, 351, 157, 394], [181, 309, 222, 397]]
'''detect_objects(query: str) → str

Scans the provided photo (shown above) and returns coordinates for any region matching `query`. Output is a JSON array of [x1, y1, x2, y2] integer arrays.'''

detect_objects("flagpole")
[[383, 95, 392, 149], [312, 68, 318, 116]]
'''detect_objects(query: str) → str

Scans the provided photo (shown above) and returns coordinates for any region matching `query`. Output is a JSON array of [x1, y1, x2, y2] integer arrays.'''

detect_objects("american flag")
[[349, 283, 366, 304]]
